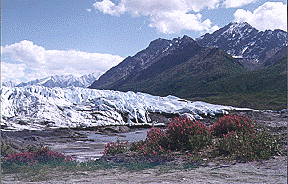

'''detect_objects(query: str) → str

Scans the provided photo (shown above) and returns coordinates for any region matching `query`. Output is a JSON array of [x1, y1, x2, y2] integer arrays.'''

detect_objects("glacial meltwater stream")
[[48, 128, 151, 162]]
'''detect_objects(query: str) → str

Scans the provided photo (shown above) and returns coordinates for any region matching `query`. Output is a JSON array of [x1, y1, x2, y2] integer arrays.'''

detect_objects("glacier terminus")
[[1, 86, 251, 131]]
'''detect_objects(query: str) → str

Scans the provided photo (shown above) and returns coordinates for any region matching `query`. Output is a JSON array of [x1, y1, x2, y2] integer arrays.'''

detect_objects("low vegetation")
[[188, 56, 287, 111], [3, 146, 72, 166], [1, 114, 283, 181], [189, 91, 286, 111], [105, 115, 280, 162]]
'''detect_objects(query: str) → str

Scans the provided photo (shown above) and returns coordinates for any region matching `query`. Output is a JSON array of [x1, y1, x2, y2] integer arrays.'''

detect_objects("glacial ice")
[[1, 86, 251, 131]]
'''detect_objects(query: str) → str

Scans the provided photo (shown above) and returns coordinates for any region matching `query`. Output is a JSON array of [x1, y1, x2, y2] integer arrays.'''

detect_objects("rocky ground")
[[2, 155, 287, 183], [1, 110, 287, 183]]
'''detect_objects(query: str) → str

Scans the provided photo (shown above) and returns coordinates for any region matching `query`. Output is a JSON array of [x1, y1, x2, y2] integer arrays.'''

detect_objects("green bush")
[[129, 116, 212, 155], [213, 130, 279, 161], [102, 115, 281, 162]]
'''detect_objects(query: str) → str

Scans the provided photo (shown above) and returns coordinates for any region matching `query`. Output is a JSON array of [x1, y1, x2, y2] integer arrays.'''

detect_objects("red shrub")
[[3, 147, 72, 166], [167, 116, 212, 151], [211, 114, 255, 137], [131, 127, 169, 156], [102, 139, 129, 155]]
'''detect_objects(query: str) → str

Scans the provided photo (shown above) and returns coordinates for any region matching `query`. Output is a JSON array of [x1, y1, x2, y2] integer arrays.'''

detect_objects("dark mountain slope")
[[264, 45, 287, 67], [90, 36, 197, 89], [189, 55, 287, 110], [91, 38, 246, 98], [89, 23, 287, 110]]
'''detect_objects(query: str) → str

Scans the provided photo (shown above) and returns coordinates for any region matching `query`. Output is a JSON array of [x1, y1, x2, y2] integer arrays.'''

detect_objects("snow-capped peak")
[[16, 72, 102, 88], [196, 22, 287, 63], [1, 81, 18, 87], [223, 22, 256, 36]]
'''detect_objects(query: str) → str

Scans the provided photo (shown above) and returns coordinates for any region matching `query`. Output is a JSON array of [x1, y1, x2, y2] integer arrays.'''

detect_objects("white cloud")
[[149, 11, 214, 34], [86, 9, 92, 12], [210, 25, 220, 33], [1, 63, 27, 84], [93, 0, 125, 16], [234, 2, 287, 31], [93, 0, 220, 33], [1, 40, 124, 83], [223, 0, 257, 8], [1, 40, 46, 65]]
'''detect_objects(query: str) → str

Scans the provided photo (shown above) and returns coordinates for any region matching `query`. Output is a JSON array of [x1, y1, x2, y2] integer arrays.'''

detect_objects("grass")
[[2, 157, 191, 182], [2, 161, 199, 183], [188, 91, 287, 111], [188, 57, 287, 111]]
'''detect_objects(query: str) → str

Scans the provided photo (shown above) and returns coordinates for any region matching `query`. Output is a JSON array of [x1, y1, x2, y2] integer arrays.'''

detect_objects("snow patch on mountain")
[[16, 72, 103, 88], [196, 22, 287, 63], [1, 86, 251, 131], [1, 81, 17, 87]]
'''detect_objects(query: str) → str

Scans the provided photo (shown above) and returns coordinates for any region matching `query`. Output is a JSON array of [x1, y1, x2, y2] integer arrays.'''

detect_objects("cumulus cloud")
[[234, 2, 287, 31], [149, 12, 215, 34], [1, 40, 124, 83], [93, 0, 220, 33], [223, 0, 257, 8], [1, 63, 27, 84]]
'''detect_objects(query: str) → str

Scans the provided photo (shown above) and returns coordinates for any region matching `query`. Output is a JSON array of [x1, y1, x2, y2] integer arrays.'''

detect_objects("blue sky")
[[1, 0, 287, 84]]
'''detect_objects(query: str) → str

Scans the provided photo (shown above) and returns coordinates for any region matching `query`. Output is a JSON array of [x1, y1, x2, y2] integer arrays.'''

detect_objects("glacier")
[[1, 86, 250, 131]]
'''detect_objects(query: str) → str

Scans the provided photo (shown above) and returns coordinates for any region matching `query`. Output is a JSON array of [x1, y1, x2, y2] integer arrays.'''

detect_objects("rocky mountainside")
[[2, 81, 17, 87], [194, 55, 287, 110], [263, 45, 287, 67], [90, 22, 287, 93], [89, 35, 246, 96], [89, 35, 200, 89], [196, 22, 287, 64], [16, 72, 102, 88], [89, 23, 287, 110]]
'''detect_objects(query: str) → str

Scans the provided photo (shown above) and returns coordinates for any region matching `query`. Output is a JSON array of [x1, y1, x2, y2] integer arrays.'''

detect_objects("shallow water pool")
[[49, 128, 151, 162]]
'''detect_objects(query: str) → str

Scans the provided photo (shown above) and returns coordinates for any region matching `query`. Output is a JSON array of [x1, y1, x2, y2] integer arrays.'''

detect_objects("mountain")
[[89, 35, 246, 96], [1, 86, 242, 131], [263, 45, 287, 67], [2, 81, 17, 87], [90, 35, 198, 89], [196, 22, 287, 65], [89, 22, 287, 110], [189, 55, 287, 110], [17, 72, 102, 88]]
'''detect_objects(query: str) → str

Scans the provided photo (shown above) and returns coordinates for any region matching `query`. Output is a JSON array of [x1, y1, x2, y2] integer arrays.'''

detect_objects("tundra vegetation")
[[1, 114, 284, 181]]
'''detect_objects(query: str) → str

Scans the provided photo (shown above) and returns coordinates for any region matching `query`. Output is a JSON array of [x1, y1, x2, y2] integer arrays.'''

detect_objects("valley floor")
[[2, 156, 287, 184], [1, 110, 287, 183]]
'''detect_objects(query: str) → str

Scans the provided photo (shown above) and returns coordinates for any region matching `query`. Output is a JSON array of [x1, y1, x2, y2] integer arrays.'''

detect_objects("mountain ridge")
[[15, 72, 102, 88], [196, 22, 287, 63], [89, 34, 247, 97], [89, 22, 287, 110], [90, 35, 198, 89]]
